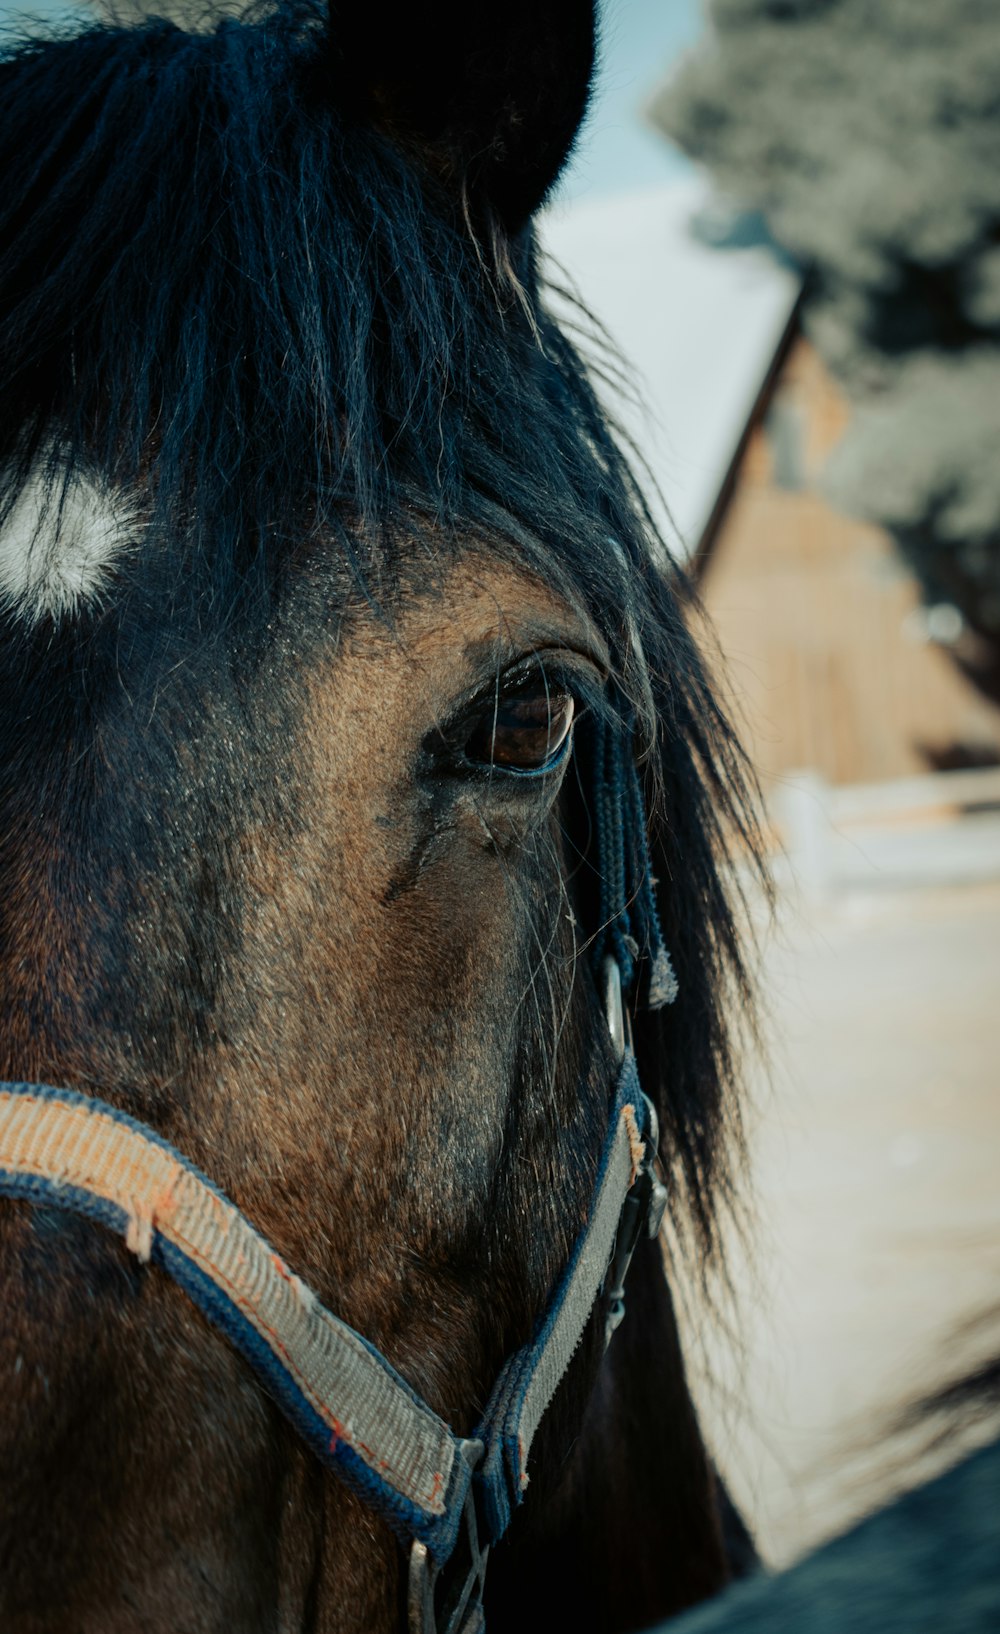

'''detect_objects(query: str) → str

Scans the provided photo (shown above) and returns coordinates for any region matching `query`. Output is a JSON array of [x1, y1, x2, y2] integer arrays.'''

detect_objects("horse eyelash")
[[462, 655, 610, 734]]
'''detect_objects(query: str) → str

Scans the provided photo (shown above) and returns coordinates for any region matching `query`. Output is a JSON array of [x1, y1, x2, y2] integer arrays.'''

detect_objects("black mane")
[[0, 1, 763, 1268], [0, 1, 609, 607]]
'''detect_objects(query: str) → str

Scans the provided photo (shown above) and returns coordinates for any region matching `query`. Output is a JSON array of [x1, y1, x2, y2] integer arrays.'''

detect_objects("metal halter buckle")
[[603, 1098, 668, 1346], [408, 1441, 489, 1634], [602, 958, 669, 1346]]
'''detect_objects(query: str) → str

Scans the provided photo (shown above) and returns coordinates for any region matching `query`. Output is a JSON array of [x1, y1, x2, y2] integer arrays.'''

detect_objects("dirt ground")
[[684, 841, 1000, 1567]]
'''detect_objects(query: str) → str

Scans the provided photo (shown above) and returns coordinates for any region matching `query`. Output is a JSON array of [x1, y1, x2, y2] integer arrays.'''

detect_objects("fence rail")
[[769, 766, 1000, 896]]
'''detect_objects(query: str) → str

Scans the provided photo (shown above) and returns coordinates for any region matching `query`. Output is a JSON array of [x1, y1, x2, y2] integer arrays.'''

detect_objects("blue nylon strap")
[[474, 1049, 647, 1544]]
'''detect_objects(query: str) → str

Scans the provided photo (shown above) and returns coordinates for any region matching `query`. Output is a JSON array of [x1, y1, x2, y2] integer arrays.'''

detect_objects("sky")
[[558, 0, 705, 202], [0, 0, 80, 24], [0, 0, 705, 200]]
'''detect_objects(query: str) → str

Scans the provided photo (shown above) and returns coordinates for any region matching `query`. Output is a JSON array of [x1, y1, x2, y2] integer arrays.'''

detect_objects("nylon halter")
[[0, 719, 674, 1634]]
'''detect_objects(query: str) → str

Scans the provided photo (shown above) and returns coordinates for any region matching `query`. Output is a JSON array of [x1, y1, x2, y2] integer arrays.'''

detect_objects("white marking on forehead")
[[0, 465, 138, 623]]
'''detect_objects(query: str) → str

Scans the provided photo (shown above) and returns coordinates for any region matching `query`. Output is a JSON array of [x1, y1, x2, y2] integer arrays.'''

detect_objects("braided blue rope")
[[588, 710, 677, 1009]]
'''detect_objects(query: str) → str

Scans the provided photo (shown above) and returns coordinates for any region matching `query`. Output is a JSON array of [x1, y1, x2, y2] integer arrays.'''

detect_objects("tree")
[[651, 0, 1000, 691]]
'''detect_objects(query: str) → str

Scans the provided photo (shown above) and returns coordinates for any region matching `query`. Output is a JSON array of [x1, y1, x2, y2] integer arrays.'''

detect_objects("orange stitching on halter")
[[162, 1225, 449, 1508], [0, 1092, 449, 1514], [125, 1169, 182, 1264]]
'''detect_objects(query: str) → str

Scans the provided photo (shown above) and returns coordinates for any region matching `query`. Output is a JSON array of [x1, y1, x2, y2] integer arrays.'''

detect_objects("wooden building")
[[696, 334, 1000, 790], [544, 184, 1000, 791]]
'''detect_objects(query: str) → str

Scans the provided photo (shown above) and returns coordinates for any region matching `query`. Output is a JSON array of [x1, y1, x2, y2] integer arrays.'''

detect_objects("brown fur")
[[0, 555, 734, 1630]]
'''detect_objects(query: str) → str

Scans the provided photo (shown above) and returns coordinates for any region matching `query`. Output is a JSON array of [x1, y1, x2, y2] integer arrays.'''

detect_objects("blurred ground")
[[690, 807, 1000, 1567]]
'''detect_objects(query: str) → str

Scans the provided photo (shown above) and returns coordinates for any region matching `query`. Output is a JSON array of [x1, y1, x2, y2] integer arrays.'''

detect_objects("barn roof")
[[540, 177, 802, 560]]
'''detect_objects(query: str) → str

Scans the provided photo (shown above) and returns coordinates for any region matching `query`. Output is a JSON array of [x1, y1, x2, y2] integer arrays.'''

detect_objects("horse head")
[[0, 3, 759, 1629]]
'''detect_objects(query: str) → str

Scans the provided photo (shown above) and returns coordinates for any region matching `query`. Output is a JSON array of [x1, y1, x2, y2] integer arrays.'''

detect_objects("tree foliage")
[[651, 0, 1000, 665]]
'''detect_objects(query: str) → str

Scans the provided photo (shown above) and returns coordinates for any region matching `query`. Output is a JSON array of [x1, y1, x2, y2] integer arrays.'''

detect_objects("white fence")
[[771, 766, 1000, 897]]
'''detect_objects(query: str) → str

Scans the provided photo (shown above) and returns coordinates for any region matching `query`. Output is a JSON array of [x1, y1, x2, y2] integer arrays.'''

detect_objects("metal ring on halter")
[[603, 954, 625, 1063]]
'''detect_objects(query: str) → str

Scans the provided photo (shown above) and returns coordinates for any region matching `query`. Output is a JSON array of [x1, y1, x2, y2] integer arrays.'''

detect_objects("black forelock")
[[0, 2, 612, 621]]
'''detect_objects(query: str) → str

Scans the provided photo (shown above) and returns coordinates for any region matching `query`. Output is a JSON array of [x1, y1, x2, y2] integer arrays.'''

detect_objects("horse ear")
[[329, 0, 597, 230]]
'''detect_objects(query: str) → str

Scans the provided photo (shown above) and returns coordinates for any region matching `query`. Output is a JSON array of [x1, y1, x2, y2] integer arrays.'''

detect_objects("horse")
[[0, 2, 762, 1629]]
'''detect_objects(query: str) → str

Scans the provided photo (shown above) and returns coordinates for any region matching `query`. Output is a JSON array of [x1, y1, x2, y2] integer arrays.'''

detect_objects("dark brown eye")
[[465, 688, 575, 772]]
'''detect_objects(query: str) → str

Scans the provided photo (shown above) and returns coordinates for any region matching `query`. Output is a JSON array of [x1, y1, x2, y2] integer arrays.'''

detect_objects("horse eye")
[[465, 689, 575, 772]]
